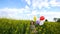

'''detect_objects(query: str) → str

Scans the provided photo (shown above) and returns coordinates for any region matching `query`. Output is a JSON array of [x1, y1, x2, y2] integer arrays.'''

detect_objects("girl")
[[30, 21, 37, 34]]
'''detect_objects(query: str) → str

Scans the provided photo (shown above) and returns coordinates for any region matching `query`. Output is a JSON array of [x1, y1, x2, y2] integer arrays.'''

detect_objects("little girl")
[[30, 21, 37, 34]]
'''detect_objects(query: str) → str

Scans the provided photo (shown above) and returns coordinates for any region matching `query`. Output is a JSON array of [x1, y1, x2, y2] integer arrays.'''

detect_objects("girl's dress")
[[30, 25, 35, 31], [30, 25, 37, 34]]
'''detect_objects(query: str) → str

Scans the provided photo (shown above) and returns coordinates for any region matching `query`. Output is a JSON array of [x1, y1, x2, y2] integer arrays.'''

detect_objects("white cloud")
[[0, 5, 33, 20], [0, 8, 25, 14], [0, 7, 60, 21], [26, 0, 50, 9], [32, 10, 38, 15], [25, 0, 31, 5], [25, 0, 60, 21], [0, 5, 30, 14], [0, 0, 60, 21], [25, 5, 30, 9], [39, 11, 60, 21], [25, 0, 60, 9], [24, 9, 60, 21], [49, 0, 60, 6]]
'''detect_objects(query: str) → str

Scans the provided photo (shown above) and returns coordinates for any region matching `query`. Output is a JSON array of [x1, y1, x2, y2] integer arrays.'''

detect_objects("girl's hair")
[[30, 21, 35, 25]]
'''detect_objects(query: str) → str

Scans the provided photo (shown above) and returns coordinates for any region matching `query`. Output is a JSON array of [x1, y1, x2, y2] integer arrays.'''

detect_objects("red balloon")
[[40, 16, 45, 21]]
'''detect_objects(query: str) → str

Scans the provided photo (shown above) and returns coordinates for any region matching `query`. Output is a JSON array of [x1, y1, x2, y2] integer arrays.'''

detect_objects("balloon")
[[40, 16, 45, 21], [36, 20, 40, 24], [33, 16, 37, 21], [39, 21, 44, 25]]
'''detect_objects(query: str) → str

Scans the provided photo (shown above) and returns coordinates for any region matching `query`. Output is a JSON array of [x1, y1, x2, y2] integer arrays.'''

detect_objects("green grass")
[[0, 18, 60, 34]]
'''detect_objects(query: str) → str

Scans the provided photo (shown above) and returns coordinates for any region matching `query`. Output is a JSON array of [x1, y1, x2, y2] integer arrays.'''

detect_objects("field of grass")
[[0, 18, 60, 34]]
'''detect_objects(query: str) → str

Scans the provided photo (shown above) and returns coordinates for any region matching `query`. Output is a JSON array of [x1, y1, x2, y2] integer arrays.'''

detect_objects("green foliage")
[[57, 19, 60, 22], [54, 18, 57, 22], [0, 18, 60, 34]]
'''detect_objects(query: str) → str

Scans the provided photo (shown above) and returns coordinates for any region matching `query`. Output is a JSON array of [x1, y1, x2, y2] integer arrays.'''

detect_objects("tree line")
[[45, 18, 60, 22]]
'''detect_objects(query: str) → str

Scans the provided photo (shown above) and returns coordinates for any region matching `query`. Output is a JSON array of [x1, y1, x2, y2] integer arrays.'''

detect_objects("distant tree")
[[57, 19, 60, 22], [45, 19, 48, 22], [54, 18, 57, 22]]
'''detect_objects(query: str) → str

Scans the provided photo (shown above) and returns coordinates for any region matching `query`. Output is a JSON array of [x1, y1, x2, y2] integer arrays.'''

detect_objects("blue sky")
[[0, 0, 60, 21], [0, 0, 27, 8]]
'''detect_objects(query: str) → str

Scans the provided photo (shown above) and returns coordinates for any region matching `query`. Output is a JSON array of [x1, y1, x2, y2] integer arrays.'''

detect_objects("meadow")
[[0, 18, 60, 34]]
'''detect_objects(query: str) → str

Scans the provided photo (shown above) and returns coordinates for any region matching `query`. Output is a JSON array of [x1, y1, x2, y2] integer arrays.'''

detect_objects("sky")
[[0, 0, 60, 21]]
